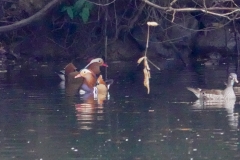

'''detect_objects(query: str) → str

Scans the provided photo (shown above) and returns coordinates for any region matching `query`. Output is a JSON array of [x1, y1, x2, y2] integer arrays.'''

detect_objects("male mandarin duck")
[[62, 63, 79, 83], [74, 69, 113, 104], [96, 75, 113, 95], [74, 69, 113, 93], [84, 58, 108, 76], [58, 58, 108, 95], [58, 58, 108, 83], [58, 63, 76, 81], [74, 69, 97, 93], [187, 73, 238, 100], [96, 75, 114, 104]]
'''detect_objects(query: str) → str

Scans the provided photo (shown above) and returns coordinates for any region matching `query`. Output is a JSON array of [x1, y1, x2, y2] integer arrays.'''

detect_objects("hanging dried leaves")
[[138, 56, 151, 94], [137, 21, 159, 94]]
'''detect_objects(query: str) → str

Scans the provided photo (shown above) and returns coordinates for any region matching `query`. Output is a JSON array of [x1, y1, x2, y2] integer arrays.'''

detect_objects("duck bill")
[[102, 63, 108, 67], [235, 78, 239, 83], [75, 74, 82, 78]]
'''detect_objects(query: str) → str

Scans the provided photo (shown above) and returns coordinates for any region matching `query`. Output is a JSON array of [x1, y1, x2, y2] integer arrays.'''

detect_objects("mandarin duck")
[[58, 58, 108, 82], [74, 69, 113, 93], [74, 69, 113, 104], [187, 73, 238, 100], [58, 58, 108, 96], [74, 69, 97, 93], [96, 75, 113, 95], [95, 75, 114, 104]]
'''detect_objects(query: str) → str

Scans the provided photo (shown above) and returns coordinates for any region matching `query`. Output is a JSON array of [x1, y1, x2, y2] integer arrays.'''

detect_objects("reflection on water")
[[0, 61, 239, 159], [75, 103, 104, 130], [191, 99, 238, 129]]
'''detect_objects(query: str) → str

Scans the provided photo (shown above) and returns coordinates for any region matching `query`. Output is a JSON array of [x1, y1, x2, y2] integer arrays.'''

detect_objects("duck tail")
[[105, 79, 114, 89], [56, 70, 65, 81], [186, 87, 201, 98]]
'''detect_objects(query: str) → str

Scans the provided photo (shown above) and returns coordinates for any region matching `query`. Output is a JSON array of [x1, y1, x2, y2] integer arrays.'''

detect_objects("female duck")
[[187, 73, 238, 100]]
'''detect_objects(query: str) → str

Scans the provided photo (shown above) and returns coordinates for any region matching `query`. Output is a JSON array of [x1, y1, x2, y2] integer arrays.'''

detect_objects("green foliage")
[[61, 0, 93, 23], [80, 7, 89, 23], [67, 7, 74, 19]]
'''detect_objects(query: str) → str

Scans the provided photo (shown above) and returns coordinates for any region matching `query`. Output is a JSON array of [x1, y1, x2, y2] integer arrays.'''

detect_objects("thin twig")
[[171, 10, 176, 22], [147, 59, 160, 70], [104, 1, 108, 79], [144, 25, 150, 57], [170, 0, 177, 7]]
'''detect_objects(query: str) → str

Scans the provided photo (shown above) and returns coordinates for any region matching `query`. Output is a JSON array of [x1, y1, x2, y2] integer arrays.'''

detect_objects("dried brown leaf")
[[148, 68, 151, 80], [143, 68, 150, 94], [137, 56, 145, 64], [144, 58, 150, 70]]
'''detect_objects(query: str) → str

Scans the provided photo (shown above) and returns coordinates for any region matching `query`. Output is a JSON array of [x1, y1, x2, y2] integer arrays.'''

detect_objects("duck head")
[[75, 69, 97, 91], [228, 73, 238, 86], [85, 58, 108, 75]]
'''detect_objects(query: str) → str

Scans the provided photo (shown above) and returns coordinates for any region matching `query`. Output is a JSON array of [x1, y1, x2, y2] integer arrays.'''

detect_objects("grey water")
[[0, 60, 239, 160]]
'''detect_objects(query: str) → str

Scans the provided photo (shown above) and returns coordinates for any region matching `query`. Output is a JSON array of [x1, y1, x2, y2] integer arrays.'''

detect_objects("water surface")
[[0, 60, 239, 160]]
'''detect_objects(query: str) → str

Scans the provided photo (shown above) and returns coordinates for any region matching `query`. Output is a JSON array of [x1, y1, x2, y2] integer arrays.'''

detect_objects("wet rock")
[[194, 14, 237, 57], [195, 27, 235, 55], [107, 38, 141, 61], [10, 35, 69, 62], [204, 52, 221, 66], [209, 52, 221, 60]]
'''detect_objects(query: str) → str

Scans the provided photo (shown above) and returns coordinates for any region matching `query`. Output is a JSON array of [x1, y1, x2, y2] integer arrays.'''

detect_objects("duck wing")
[[187, 87, 223, 99], [200, 89, 224, 100]]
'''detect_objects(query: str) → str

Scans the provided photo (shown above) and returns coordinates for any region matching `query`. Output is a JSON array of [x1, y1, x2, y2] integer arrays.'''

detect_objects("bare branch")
[[142, 0, 240, 20], [87, 0, 116, 6], [203, 0, 206, 9], [142, 0, 168, 10], [170, 0, 177, 7], [0, 0, 63, 33], [171, 10, 176, 22]]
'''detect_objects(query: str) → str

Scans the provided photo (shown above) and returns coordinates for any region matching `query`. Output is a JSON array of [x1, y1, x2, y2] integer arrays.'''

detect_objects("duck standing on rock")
[[187, 73, 238, 100]]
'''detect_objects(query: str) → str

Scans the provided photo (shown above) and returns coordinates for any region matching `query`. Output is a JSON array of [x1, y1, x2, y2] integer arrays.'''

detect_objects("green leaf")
[[74, 0, 86, 11], [80, 7, 89, 23], [85, 2, 93, 11], [67, 7, 74, 19], [61, 6, 68, 12]]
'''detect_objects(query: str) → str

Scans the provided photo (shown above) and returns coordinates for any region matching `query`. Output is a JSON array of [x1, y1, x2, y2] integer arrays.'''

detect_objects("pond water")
[[0, 59, 239, 160]]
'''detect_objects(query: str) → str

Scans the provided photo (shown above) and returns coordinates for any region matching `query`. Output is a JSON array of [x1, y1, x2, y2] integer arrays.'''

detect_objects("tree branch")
[[0, 0, 63, 33], [142, 0, 240, 20]]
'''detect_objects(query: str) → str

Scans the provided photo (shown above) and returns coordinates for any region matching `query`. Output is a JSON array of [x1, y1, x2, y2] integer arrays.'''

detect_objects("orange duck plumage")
[[75, 71, 114, 104], [58, 58, 108, 95], [75, 69, 97, 93]]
